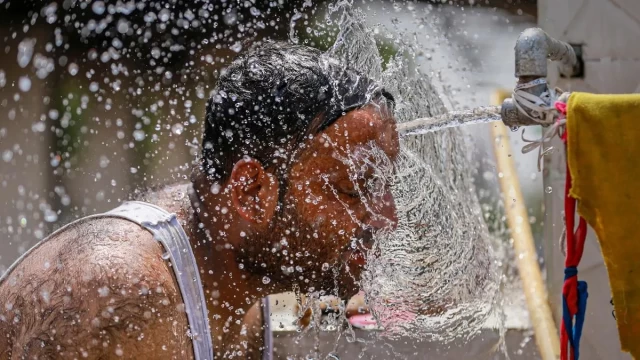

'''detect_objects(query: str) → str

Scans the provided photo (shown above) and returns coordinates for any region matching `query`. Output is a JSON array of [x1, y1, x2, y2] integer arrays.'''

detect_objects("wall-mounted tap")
[[501, 28, 582, 128], [398, 28, 583, 136]]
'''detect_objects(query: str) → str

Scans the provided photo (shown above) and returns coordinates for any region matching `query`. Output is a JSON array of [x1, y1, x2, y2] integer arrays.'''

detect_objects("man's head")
[[198, 41, 399, 297]]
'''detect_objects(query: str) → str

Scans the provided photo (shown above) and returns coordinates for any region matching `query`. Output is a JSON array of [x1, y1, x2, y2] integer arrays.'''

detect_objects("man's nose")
[[368, 189, 398, 231]]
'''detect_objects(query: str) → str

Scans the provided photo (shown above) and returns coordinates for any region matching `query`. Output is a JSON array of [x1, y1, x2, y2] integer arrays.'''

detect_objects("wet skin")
[[0, 101, 399, 359]]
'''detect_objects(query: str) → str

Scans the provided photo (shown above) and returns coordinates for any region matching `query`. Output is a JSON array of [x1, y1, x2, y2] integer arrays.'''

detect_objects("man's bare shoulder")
[[0, 217, 192, 359], [0, 217, 169, 294]]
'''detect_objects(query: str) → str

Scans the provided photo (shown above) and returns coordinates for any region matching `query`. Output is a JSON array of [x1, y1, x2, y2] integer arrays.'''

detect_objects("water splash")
[[325, 0, 501, 346]]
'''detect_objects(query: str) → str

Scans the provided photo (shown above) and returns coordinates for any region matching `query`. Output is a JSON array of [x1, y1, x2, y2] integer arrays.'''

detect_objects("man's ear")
[[229, 157, 279, 225]]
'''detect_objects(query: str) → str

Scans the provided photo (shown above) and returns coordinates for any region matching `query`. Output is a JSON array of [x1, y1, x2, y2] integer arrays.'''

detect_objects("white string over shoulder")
[[106, 201, 214, 360]]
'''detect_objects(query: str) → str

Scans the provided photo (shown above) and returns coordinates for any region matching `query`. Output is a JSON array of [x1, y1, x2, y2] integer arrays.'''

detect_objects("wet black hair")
[[201, 41, 394, 182]]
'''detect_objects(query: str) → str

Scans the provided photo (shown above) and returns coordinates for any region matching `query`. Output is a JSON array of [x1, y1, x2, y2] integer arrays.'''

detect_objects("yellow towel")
[[567, 92, 640, 358]]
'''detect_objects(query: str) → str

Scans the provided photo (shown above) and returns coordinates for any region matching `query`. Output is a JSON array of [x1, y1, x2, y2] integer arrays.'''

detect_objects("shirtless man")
[[0, 41, 399, 359]]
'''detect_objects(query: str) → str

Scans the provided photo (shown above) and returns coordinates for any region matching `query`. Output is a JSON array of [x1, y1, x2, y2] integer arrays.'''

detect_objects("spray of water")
[[322, 0, 502, 346], [397, 106, 503, 136]]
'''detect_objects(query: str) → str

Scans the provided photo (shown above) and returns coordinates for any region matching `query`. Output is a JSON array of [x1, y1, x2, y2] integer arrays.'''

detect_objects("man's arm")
[[0, 218, 193, 359]]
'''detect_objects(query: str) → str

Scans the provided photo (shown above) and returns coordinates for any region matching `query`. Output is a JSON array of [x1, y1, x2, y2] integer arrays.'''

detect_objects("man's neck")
[[134, 179, 274, 357], [186, 180, 272, 357]]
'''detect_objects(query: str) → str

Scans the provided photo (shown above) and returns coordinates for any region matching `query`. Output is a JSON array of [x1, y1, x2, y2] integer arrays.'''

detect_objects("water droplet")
[[116, 19, 129, 34], [31, 122, 46, 133], [133, 129, 146, 141], [17, 38, 35, 68], [482, 171, 494, 181], [40, 290, 51, 304], [210, 183, 221, 194], [50, 155, 60, 167], [99, 155, 110, 168], [48, 109, 59, 120], [230, 42, 243, 53], [223, 11, 237, 25], [2, 150, 13, 163], [67, 63, 78, 76], [545, 186, 553, 194], [158, 9, 171, 22], [171, 123, 184, 135], [18, 76, 31, 92], [144, 11, 157, 22], [161, 252, 171, 260], [151, 47, 161, 59], [262, 276, 271, 284], [44, 209, 58, 223], [321, 263, 330, 271], [91, 1, 105, 15]]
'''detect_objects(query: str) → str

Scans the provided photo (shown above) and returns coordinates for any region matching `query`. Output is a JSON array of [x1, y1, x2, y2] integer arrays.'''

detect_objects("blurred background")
[[0, 0, 538, 273], [2, 0, 636, 358]]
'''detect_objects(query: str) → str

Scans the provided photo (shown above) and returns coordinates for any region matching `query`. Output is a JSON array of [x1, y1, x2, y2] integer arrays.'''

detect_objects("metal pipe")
[[515, 28, 578, 78], [501, 28, 580, 127], [500, 98, 543, 128]]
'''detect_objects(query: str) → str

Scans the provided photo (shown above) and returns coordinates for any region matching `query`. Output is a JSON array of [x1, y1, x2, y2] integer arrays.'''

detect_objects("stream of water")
[[398, 106, 503, 136]]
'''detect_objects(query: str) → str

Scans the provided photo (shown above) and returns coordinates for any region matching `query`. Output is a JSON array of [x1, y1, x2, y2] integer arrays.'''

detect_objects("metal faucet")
[[501, 28, 582, 127], [398, 28, 582, 136]]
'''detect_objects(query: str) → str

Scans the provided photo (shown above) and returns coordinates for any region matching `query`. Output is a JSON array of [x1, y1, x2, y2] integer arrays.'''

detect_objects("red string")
[[557, 101, 588, 360]]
